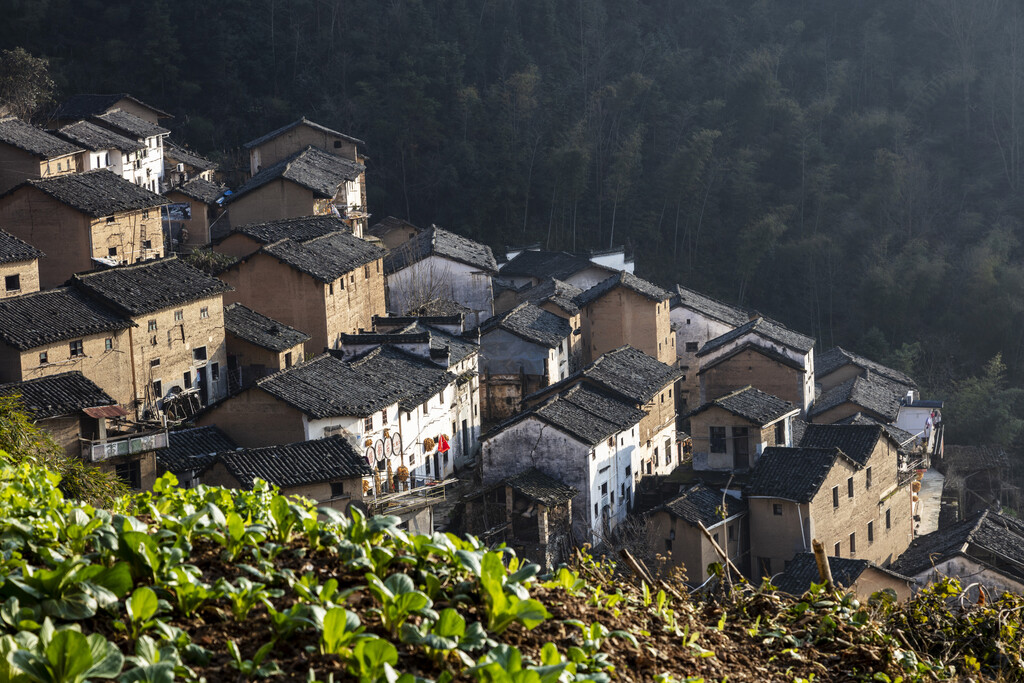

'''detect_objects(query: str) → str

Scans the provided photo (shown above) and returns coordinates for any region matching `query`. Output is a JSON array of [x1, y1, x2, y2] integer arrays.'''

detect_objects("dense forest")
[[4, 0, 1024, 440]]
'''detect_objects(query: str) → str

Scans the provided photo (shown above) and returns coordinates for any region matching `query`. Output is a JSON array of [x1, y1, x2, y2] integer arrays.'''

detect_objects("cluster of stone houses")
[[0, 93, 1014, 600]]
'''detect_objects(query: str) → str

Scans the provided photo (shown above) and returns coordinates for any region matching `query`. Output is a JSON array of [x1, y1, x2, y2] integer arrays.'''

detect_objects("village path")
[[916, 469, 944, 536]]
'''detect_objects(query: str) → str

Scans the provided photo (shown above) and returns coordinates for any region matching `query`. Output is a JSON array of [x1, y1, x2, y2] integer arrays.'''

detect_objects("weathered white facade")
[[479, 328, 570, 384], [387, 255, 494, 327]]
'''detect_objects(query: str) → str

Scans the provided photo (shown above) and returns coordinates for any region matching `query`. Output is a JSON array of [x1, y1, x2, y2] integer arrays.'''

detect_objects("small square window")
[[200, 307, 209, 318], [174, 310, 183, 321], [832, 486, 839, 508], [38, 351, 47, 364], [334, 140, 343, 149], [106, 216, 115, 223], [108, 247, 118, 257], [148, 320, 157, 332], [150, 358, 160, 368], [330, 481, 345, 497], [152, 380, 162, 397], [104, 338, 113, 351], [142, 210, 149, 219], [69, 340, 84, 357], [143, 239, 152, 249], [685, 341, 698, 352], [193, 346, 207, 362], [773, 503, 783, 516], [4, 274, 20, 291]]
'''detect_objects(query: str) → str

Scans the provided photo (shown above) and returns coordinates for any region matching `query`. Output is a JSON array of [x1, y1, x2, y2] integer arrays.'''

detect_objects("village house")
[[71, 257, 232, 419], [774, 553, 913, 600], [196, 341, 477, 485], [162, 177, 227, 251], [227, 145, 365, 233], [89, 110, 169, 193], [163, 141, 217, 186], [201, 436, 373, 512], [0, 372, 164, 491], [50, 93, 172, 128], [647, 482, 747, 584], [463, 468, 578, 569], [524, 345, 682, 479], [218, 230, 386, 355], [936, 445, 1013, 519], [367, 216, 426, 250], [815, 346, 917, 394], [893, 391, 944, 462], [384, 225, 498, 328], [0, 169, 167, 288], [890, 509, 1024, 599], [54, 120, 144, 182], [0, 287, 135, 406], [687, 386, 800, 472], [478, 303, 573, 421], [157, 424, 237, 489], [0, 117, 81, 193], [808, 371, 910, 425], [213, 215, 347, 260], [245, 117, 362, 174], [0, 230, 42, 298], [498, 249, 617, 291], [696, 316, 815, 414], [481, 382, 646, 546], [746, 437, 913, 578], [670, 284, 749, 413], [573, 271, 676, 367], [501, 278, 584, 369], [223, 302, 310, 391]]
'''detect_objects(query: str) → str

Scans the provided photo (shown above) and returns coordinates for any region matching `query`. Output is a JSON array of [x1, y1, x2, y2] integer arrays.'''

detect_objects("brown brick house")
[[0, 170, 168, 287], [227, 145, 365, 231], [573, 271, 676, 366], [367, 216, 425, 250], [0, 287, 135, 406], [0, 371, 163, 490], [213, 215, 347, 260], [0, 117, 81, 193], [808, 372, 910, 425], [815, 346, 917, 394], [747, 424, 913, 578], [50, 93, 172, 128], [223, 303, 310, 391], [201, 436, 372, 511], [0, 230, 42, 298], [71, 257, 232, 418], [218, 230, 386, 355], [244, 117, 362, 176], [696, 317, 815, 414], [687, 386, 799, 472]]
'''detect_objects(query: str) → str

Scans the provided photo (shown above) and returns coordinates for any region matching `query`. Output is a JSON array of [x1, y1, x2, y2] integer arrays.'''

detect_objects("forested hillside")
[[5, 1, 1024, 395]]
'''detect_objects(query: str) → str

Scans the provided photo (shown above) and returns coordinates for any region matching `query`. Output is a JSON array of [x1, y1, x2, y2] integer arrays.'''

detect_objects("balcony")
[[81, 428, 169, 463]]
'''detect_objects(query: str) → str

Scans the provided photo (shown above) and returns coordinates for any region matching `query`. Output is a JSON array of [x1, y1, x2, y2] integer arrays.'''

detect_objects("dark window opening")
[[709, 426, 726, 453], [116, 460, 142, 490], [69, 339, 84, 357], [4, 274, 19, 291]]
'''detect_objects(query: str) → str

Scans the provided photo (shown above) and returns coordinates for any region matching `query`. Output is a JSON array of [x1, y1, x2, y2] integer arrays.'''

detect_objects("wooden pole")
[[697, 521, 744, 580], [811, 538, 833, 590]]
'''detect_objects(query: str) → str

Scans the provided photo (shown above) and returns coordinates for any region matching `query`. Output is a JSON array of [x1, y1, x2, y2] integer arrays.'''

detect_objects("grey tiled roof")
[[816, 346, 917, 388], [93, 110, 169, 139], [230, 215, 348, 245], [159, 425, 237, 474], [260, 231, 385, 284], [169, 177, 226, 205], [0, 229, 42, 264], [697, 341, 806, 375], [799, 423, 887, 468], [688, 386, 796, 425], [0, 371, 116, 419], [581, 346, 681, 403], [224, 303, 310, 352], [671, 284, 749, 327], [490, 383, 645, 446], [942, 445, 1010, 475], [0, 117, 81, 158], [367, 216, 422, 239], [809, 373, 909, 422], [163, 141, 216, 171], [480, 303, 570, 348], [71, 257, 232, 315], [835, 412, 917, 448], [414, 298, 473, 316], [774, 553, 911, 596], [12, 169, 168, 217], [233, 145, 363, 200], [243, 117, 363, 149], [505, 468, 578, 506], [518, 278, 583, 315], [397, 321, 478, 366], [212, 436, 372, 490], [747, 447, 855, 502], [697, 317, 814, 357], [55, 120, 143, 153], [258, 346, 454, 418], [53, 94, 170, 121], [500, 250, 602, 281], [573, 271, 670, 306], [0, 287, 132, 350], [891, 509, 1024, 582], [790, 418, 808, 445], [384, 226, 497, 273], [658, 483, 746, 528]]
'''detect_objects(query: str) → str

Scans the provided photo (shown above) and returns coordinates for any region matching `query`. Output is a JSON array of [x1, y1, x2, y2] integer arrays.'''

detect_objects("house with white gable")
[[54, 120, 145, 183], [481, 382, 646, 546], [90, 110, 170, 193]]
